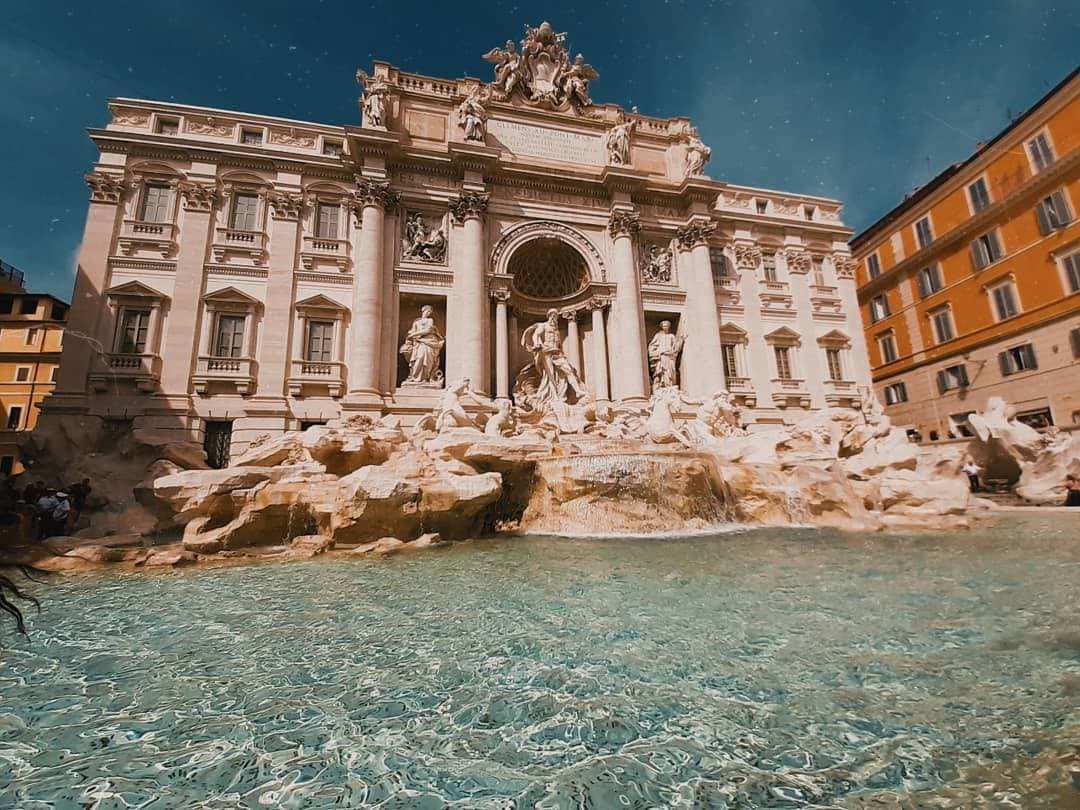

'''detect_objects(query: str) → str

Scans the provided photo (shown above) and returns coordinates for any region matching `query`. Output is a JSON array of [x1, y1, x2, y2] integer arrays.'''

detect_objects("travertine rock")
[[144, 548, 198, 567], [288, 534, 335, 557], [842, 428, 919, 480]]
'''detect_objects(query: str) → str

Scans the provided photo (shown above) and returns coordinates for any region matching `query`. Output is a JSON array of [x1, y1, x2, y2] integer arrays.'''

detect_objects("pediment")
[[203, 286, 262, 306], [718, 321, 748, 339], [106, 281, 169, 301], [295, 294, 345, 311], [765, 325, 801, 344], [816, 329, 851, 346]]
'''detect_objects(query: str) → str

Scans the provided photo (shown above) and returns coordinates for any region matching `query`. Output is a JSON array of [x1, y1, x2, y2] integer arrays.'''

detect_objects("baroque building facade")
[[852, 67, 1079, 441], [44, 23, 868, 464]]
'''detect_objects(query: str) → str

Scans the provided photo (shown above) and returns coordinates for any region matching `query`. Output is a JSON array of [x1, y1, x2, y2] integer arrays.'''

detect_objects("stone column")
[[834, 254, 873, 384], [449, 192, 491, 393], [346, 179, 397, 401], [590, 299, 610, 402], [677, 219, 726, 399], [785, 248, 826, 408], [564, 311, 582, 375], [607, 209, 648, 403], [255, 191, 303, 398], [493, 291, 510, 400]]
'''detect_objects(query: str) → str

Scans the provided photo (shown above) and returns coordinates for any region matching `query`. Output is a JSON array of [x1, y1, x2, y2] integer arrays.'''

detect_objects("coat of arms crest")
[[482, 22, 598, 112]]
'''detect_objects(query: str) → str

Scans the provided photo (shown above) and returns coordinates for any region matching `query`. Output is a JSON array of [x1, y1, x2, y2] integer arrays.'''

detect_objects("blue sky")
[[1, 0, 1076, 300]]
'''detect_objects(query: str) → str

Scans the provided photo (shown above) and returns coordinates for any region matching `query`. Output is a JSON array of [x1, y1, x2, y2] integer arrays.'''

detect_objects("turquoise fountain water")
[[1, 513, 1078, 807]]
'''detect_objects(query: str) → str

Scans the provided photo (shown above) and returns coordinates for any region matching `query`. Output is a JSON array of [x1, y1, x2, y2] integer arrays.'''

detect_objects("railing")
[[0, 259, 26, 289], [716, 277, 739, 290], [762, 280, 790, 293], [810, 284, 839, 297], [105, 353, 161, 373], [825, 378, 856, 391], [197, 356, 254, 377], [725, 376, 753, 391], [219, 228, 262, 246], [288, 359, 345, 397], [772, 377, 807, 390]]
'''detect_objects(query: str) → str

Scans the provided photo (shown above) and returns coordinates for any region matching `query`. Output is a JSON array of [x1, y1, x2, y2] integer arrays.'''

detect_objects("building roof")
[[851, 65, 1080, 252]]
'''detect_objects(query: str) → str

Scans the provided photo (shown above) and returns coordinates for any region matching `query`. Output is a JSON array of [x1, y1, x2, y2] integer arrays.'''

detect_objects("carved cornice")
[[448, 191, 490, 224], [607, 210, 641, 239], [177, 181, 219, 212], [85, 172, 131, 204], [676, 221, 716, 250], [353, 177, 399, 211], [734, 243, 761, 270], [267, 191, 306, 221]]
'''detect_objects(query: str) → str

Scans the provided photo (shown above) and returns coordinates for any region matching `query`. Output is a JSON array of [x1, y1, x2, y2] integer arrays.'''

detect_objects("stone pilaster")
[[254, 190, 305, 399], [784, 248, 827, 409], [589, 297, 611, 402], [492, 290, 510, 400], [607, 209, 648, 403], [448, 191, 490, 394], [833, 253, 874, 383], [345, 178, 398, 406], [676, 219, 726, 399]]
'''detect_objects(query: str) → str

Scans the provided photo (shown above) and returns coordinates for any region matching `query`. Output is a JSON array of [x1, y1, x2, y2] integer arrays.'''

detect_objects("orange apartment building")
[[852, 67, 1080, 441], [0, 261, 69, 475]]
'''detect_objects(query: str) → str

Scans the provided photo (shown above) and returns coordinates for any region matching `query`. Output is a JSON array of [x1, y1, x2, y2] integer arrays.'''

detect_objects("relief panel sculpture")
[[401, 212, 448, 263]]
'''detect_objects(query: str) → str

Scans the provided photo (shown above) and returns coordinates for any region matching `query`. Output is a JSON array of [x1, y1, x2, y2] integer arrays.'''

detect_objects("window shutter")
[[1023, 344, 1038, 369], [970, 241, 984, 270], [937, 370, 947, 394], [1035, 201, 1052, 236], [958, 365, 969, 386], [917, 270, 929, 298], [1051, 190, 1071, 225], [998, 351, 1012, 377], [1072, 328, 1080, 359]]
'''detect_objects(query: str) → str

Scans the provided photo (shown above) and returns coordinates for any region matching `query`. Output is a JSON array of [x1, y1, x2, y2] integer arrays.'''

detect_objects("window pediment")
[[765, 326, 801, 345], [203, 286, 262, 310], [718, 321, 749, 343], [295, 294, 347, 316], [106, 281, 170, 303], [816, 329, 851, 348]]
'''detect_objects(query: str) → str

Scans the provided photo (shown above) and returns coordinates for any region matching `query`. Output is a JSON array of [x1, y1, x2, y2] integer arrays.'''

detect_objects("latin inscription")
[[488, 119, 603, 166]]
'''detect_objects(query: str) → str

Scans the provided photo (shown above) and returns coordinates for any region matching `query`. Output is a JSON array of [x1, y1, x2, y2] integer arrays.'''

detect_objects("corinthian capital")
[[733, 242, 762, 270], [177, 181, 219, 212], [607, 209, 641, 238], [676, 220, 716, 250], [448, 191, 490, 224], [267, 191, 306, 221], [784, 249, 812, 274], [84, 172, 130, 204], [353, 177, 399, 211], [832, 254, 856, 279]]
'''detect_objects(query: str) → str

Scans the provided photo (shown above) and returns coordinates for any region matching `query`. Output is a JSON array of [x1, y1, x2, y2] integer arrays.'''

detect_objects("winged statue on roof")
[[481, 22, 598, 112]]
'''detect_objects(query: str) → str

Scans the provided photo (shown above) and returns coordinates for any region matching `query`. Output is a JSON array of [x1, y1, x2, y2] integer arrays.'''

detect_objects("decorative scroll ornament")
[[832, 254, 857, 279], [401, 212, 448, 263], [734, 243, 762, 270], [482, 21, 598, 112], [448, 192, 490, 224], [676, 221, 716, 250], [640, 242, 673, 284], [353, 178, 399, 211], [84, 172, 130, 204], [267, 191, 305, 221], [785, 249, 812, 274], [607, 210, 640, 238], [177, 181, 219, 212], [186, 116, 234, 137], [457, 87, 490, 143]]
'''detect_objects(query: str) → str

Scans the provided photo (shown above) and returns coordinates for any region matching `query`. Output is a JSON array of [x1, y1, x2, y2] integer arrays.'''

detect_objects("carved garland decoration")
[[177, 181, 219, 212], [676, 221, 716, 250], [448, 192, 491, 224], [607, 210, 641, 238]]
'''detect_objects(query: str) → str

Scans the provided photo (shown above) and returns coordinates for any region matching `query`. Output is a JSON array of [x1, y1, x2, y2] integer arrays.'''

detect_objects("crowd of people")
[[0, 476, 93, 543]]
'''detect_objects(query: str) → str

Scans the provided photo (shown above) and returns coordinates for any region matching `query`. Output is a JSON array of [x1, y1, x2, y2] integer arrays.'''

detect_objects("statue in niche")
[[482, 40, 526, 97], [684, 129, 712, 177], [356, 70, 389, 129], [555, 53, 599, 107], [401, 213, 447, 263], [641, 243, 673, 284], [457, 87, 489, 142], [399, 305, 445, 387], [516, 308, 587, 411], [648, 320, 685, 391], [604, 116, 635, 166]]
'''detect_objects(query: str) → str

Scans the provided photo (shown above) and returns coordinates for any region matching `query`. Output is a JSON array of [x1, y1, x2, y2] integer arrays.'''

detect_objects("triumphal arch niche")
[[56, 20, 865, 452]]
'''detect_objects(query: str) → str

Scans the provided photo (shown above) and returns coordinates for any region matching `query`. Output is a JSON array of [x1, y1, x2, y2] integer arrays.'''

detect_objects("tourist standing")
[[51, 493, 72, 536], [961, 458, 981, 492], [35, 490, 59, 540]]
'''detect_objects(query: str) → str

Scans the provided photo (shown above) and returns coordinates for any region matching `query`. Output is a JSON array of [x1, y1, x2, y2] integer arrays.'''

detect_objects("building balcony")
[[88, 353, 162, 393], [824, 378, 859, 407], [211, 228, 268, 263], [770, 378, 810, 409], [724, 376, 757, 408], [287, 359, 345, 397], [117, 219, 177, 258], [300, 236, 351, 271], [193, 355, 256, 395]]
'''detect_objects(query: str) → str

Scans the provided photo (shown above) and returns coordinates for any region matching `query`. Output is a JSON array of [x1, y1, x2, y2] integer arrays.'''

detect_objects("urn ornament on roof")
[[482, 22, 598, 112]]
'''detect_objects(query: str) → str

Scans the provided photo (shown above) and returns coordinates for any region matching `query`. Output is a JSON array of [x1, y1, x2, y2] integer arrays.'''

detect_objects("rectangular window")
[[917, 264, 944, 298], [755, 199, 768, 215], [1071, 327, 1080, 359], [877, 333, 898, 364], [721, 343, 739, 378], [968, 177, 991, 213], [1064, 253, 1080, 294], [315, 202, 340, 239], [990, 283, 1019, 321], [214, 315, 246, 358], [774, 346, 793, 380], [762, 252, 778, 282], [50, 366, 58, 382], [241, 128, 263, 145], [870, 294, 890, 323], [140, 183, 171, 222], [230, 193, 259, 231], [709, 248, 730, 281], [25, 327, 39, 346], [937, 364, 969, 393], [803, 205, 815, 221], [156, 118, 179, 135], [884, 382, 908, 405], [931, 307, 955, 343], [0, 295, 11, 315], [1027, 132, 1055, 172], [322, 140, 343, 157], [866, 253, 881, 279], [1035, 189, 1072, 234], [825, 348, 844, 381], [998, 343, 1037, 376], [0, 456, 12, 475], [914, 216, 934, 249], [890, 232, 905, 262], [14, 367, 30, 382], [21, 296, 38, 314], [949, 411, 976, 438], [812, 257, 826, 287], [118, 309, 151, 354], [6, 406, 23, 430], [306, 320, 334, 362], [970, 230, 1003, 270]]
